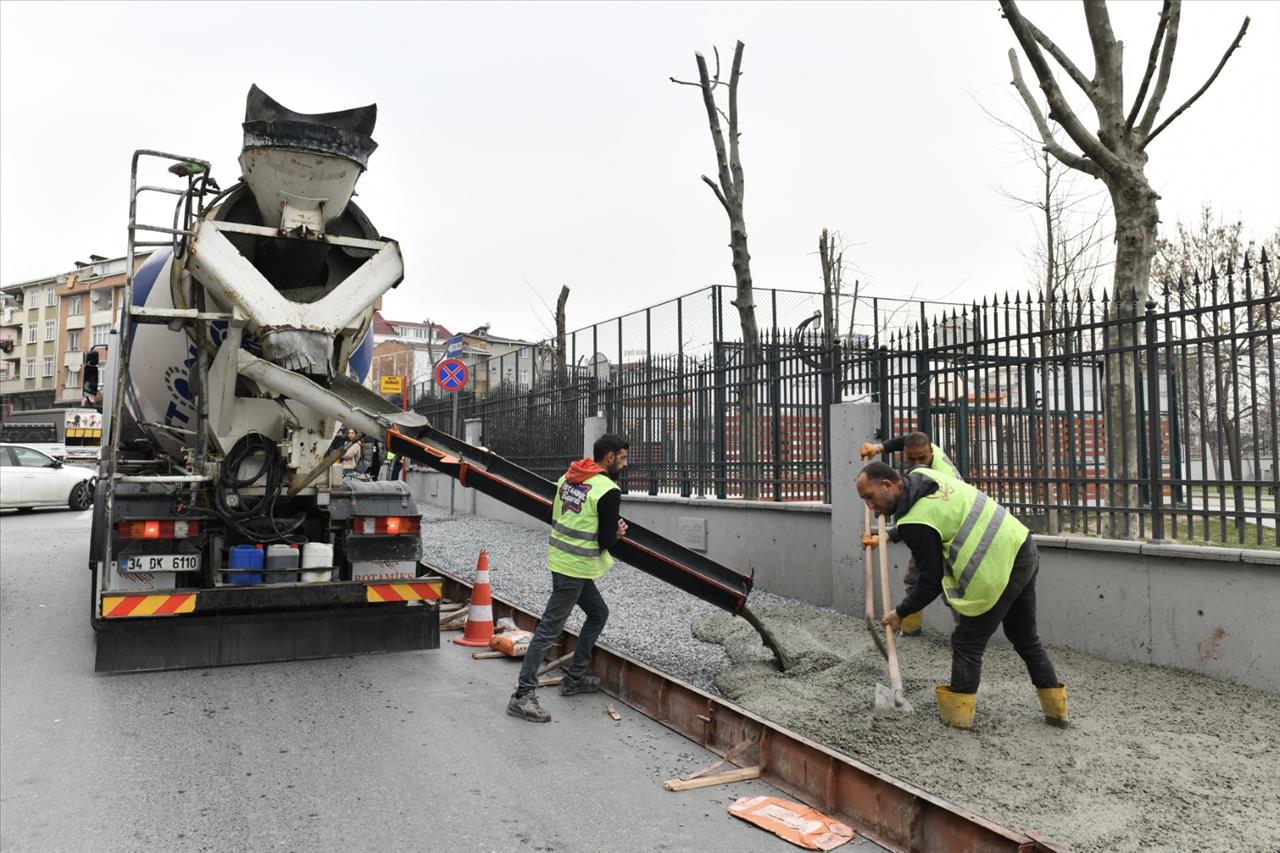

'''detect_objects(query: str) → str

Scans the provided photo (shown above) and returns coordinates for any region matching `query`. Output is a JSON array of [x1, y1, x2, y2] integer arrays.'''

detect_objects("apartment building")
[[1, 252, 149, 418], [0, 273, 62, 414]]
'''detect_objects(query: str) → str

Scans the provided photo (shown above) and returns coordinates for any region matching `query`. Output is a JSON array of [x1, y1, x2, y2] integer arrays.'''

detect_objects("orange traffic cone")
[[454, 549, 495, 647]]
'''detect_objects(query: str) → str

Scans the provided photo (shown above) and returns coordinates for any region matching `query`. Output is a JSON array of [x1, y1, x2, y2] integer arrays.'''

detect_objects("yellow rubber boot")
[[935, 685, 976, 729], [900, 611, 923, 636], [1037, 682, 1069, 728]]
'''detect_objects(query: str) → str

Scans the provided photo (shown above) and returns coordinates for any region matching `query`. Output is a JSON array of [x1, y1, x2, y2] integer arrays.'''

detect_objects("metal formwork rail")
[[429, 563, 1066, 853]]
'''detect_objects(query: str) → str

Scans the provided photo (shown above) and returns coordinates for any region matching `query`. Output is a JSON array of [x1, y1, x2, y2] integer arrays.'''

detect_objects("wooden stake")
[[471, 651, 505, 660], [606, 704, 622, 721], [663, 766, 762, 792], [537, 676, 563, 688], [536, 652, 574, 676]]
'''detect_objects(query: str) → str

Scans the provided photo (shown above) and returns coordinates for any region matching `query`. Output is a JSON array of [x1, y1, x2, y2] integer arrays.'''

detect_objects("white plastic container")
[[301, 542, 333, 584]]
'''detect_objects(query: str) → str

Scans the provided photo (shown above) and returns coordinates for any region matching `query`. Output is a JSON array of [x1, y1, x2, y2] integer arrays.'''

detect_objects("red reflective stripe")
[[153, 594, 192, 615], [372, 584, 403, 602], [108, 595, 146, 617], [409, 582, 440, 601]]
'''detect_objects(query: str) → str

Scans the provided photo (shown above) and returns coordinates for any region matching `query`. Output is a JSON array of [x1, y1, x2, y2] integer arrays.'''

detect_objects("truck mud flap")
[[94, 604, 438, 674]]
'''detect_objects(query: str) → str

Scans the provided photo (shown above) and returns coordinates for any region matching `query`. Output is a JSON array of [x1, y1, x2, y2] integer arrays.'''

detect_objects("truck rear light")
[[354, 516, 420, 535], [117, 520, 200, 539]]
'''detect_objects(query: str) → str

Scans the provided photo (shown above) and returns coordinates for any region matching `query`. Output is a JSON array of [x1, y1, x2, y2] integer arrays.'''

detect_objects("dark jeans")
[[950, 540, 1058, 694], [515, 572, 609, 694]]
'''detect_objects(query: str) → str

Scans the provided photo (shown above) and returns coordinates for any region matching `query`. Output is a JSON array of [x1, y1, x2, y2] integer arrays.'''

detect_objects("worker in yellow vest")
[[508, 434, 630, 723], [860, 430, 961, 636], [857, 461, 1067, 729]]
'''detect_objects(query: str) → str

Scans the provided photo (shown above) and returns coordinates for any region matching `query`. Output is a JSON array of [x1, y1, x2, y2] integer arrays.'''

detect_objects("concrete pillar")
[[830, 401, 880, 614], [464, 417, 483, 446], [830, 400, 946, 632], [583, 416, 607, 459]]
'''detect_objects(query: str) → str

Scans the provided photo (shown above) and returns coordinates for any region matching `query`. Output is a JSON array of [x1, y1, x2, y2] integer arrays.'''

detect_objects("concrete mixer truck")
[[91, 86, 443, 672], [92, 84, 780, 674]]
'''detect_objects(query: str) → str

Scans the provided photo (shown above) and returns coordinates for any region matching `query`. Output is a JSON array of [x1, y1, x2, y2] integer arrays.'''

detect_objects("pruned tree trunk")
[[819, 228, 842, 346], [1002, 0, 1249, 537], [675, 40, 763, 499], [554, 284, 570, 388]]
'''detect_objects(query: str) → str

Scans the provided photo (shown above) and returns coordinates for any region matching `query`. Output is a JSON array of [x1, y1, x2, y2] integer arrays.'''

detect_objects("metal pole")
[[1145, 300, 1165, 541], [450, 388, 459, 515]]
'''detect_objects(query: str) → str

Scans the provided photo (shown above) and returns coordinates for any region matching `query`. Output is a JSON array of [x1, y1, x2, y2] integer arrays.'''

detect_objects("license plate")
[[114, 554, 201, 573]]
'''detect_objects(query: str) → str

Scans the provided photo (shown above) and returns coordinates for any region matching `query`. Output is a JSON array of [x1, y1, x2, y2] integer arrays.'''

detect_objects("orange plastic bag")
[[488, 630, 533, 657], [728, 796, 855, 851]]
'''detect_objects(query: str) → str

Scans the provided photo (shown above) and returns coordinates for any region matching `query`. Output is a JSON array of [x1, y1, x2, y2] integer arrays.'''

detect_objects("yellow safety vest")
[[927, 443, 961, 480], [547, 472, 618, 579], [896, 469, 1027, 617]]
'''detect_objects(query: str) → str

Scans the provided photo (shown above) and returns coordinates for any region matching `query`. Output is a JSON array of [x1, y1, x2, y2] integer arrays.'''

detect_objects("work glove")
[[859, 442, 882, 460], [860, 533, 879, 550]]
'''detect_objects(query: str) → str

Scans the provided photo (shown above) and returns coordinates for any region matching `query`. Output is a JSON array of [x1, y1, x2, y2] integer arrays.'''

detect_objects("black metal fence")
[[414, 259, 1278, 546]]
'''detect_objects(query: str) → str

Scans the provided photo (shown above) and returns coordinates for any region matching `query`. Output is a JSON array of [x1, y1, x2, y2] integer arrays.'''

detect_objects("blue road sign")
[[445, 334, 464, 357], [435, 358, 468, 392]]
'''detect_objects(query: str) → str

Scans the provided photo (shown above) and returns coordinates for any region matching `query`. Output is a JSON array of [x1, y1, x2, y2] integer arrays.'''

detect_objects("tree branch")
[[1138, 0, 1182, 134], [694, 51, 736, 205], [1143, 16, 1250, 148], [1000, 0, 1125, 177], [1082, 1, 1124, 129], [1126, 0, 1172, 130], [701, 174, 730, 214], [728, 41, 746, 203], [1026, 18, 1093, 96], [1007, 49, 1103, 179]]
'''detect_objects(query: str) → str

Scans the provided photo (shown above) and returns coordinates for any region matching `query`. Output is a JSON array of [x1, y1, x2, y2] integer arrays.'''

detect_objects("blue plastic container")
[[228, 544, 264, 585]]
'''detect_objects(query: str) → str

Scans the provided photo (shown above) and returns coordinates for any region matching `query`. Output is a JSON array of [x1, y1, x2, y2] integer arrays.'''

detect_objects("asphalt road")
[[0, 509, 879, 853]]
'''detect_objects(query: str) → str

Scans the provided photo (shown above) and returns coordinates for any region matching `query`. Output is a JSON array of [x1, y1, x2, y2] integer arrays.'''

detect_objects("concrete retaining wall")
[[408, 405, 1280, 692]]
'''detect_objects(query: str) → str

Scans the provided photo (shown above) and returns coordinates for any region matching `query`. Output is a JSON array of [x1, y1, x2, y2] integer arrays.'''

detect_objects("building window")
[[68, 329, 81, 351], [25, 359, 35, 379], [26, 323, 37, 344], [68, 294, 83, 315], [45, 320, 55, 341], [25, 289, 38, 309], [92, 324, 109, 347], [43, 356, 54, 377], [46, 288, 56, 307], [65, 365, 80, 387]]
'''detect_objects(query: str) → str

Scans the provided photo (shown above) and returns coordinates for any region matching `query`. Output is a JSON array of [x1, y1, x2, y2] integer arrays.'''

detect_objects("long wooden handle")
[[864, 504, 876, 621], [878, 515, 904, 695]]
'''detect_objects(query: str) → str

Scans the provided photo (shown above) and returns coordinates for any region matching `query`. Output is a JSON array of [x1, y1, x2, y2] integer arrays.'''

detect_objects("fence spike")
[[1241, 251, 1252, 272], [1260, 246, 1270, 265], [1224, 256, 1235, 276]]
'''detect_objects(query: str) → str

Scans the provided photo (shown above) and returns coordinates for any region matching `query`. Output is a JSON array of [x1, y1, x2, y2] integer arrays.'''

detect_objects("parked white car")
[[0, 443, 96, 512]]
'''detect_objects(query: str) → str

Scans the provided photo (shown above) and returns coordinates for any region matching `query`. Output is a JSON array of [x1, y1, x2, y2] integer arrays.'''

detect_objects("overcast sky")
[[2, 1, 1276, 341]]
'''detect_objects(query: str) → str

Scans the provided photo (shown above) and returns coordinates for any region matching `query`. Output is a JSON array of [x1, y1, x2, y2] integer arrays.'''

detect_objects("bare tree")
[[673, 41, 763, 499], [1001, 0, 1250, 536], [819, 228, 843, 346], [554, 284, 570, 388]]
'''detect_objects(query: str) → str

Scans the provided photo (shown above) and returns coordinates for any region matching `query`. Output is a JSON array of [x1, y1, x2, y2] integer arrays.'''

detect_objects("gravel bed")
[[419, 505, 795, 693]]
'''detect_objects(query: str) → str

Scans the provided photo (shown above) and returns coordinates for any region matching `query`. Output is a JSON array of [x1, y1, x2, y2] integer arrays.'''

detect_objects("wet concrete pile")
[[693, 603, 1280, 852]]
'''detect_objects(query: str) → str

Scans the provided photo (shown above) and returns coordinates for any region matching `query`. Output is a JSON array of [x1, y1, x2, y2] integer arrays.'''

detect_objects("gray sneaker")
[[507, 691, 551, 722], [559, 674, 601, 696]]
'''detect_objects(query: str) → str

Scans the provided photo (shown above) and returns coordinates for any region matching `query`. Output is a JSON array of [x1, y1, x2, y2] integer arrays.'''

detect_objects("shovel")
[[863, 505, 887, 661], [874, 513, 913, 716]]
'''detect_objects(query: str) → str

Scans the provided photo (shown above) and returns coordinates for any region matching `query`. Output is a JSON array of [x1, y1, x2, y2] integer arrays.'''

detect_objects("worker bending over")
[[508, 435, 630, 723], [856, 461, 1067, 729], [860, 430, 960, 635]]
